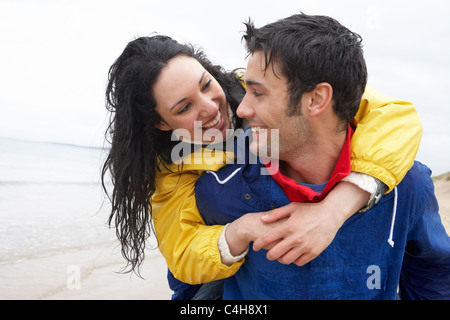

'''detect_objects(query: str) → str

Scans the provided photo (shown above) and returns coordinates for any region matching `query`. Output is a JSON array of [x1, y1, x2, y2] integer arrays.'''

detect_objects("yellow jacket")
[[151, 86, 422, 284]]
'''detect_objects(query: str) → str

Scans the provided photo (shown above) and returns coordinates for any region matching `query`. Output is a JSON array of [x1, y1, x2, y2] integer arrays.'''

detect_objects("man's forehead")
[[244, 51, 285, 88]]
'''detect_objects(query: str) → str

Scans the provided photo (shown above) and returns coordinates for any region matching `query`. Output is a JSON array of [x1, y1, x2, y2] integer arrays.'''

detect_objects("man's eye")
[[253, 91, 262, 97]]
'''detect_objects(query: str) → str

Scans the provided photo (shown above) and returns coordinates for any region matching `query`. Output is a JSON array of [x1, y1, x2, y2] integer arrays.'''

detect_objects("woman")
[[102, 35, 422, 299]]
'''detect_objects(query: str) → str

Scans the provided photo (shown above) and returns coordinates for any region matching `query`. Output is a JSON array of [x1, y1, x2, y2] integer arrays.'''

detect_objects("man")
[[194, 13, 450, 299]]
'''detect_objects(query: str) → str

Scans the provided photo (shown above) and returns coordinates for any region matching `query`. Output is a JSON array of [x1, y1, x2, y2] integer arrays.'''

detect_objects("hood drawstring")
[[206, 167, 242, 185], [387, 187, 398, 248]]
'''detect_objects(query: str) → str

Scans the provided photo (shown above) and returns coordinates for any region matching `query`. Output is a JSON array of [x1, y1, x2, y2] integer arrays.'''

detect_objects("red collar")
[[264, 125, 354, 203]]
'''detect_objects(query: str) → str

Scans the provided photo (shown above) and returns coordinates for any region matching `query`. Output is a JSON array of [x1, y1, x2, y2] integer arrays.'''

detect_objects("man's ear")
[[308, 83, 333, 117], [155, 121, 171, 131]]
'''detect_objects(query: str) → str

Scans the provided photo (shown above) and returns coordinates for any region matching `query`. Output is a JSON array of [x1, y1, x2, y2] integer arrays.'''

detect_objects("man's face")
[[237, 51, 313, 160]]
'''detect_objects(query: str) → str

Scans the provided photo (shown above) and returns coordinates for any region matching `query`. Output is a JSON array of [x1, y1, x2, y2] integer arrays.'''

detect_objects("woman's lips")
[[202, 111, 223, 130]]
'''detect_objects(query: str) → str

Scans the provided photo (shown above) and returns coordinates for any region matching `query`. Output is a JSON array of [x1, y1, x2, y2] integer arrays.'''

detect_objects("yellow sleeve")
[[151, 167, 243, 285], [351, 86, 423, 192]]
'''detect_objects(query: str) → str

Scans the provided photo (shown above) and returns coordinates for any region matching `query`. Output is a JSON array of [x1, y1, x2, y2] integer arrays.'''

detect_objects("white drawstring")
[[387, 187, 398, 248], [206, 167, 242, 185]]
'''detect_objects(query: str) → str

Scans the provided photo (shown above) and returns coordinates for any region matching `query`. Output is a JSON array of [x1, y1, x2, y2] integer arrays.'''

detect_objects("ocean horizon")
[[0, 137, 116, 265]]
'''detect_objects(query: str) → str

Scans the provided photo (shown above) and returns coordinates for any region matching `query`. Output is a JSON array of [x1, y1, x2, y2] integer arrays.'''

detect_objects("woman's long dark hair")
[[101, 35, 244, 275]]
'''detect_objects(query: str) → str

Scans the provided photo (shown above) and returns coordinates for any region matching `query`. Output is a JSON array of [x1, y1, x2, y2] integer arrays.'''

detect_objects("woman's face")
[[153, 56, 230, 143]]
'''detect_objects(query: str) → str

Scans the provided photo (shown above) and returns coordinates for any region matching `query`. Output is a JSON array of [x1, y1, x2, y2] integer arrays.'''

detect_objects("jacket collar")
[[265, 125, 354, 203]]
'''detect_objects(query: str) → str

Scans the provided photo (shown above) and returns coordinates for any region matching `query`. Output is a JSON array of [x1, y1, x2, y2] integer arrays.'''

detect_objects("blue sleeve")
[[399, 178, 450, 300], [167, 269, 200, 300]]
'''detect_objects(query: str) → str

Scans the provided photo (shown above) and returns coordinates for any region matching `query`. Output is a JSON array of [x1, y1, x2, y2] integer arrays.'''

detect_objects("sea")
[[0, 137, 116, 265]]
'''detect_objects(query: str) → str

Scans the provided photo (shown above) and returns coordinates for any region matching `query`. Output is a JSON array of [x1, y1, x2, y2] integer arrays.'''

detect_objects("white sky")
[[0, 0, 449, 175]]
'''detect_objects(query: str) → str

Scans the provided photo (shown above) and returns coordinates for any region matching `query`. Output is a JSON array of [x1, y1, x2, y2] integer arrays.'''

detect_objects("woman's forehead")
[[154, 56, 207, 108]]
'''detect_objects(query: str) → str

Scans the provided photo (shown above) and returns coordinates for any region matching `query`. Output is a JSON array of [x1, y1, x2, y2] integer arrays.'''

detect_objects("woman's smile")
[[153, 56, 230, 143], [202, 110, 223, 129]]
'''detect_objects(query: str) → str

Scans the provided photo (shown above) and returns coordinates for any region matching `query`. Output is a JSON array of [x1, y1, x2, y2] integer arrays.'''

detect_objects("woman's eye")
[[178, 103, 191, 114], [202, 79, 212, 91], [253, 91, 262, 97]]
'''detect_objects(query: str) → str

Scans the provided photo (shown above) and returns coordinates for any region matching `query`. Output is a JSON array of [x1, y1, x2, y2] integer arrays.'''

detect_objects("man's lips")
[[250, 126, 268, 133]]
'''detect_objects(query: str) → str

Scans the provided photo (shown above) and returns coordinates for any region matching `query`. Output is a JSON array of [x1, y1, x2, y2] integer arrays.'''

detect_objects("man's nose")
[[236, 93, 253, 119]]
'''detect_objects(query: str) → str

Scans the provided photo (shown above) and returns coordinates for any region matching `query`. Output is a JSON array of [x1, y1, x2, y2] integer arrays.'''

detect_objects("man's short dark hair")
[[244, 13, 368, 123]]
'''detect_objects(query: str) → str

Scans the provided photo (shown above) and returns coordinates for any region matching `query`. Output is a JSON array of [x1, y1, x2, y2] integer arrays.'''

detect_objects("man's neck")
[[279, 131, 348, 185]]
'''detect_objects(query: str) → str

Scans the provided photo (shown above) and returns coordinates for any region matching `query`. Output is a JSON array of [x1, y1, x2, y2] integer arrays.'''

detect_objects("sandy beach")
[[0, 243, 173, 300], [434, 177, 450, 233], [1, 178, 449, 300]]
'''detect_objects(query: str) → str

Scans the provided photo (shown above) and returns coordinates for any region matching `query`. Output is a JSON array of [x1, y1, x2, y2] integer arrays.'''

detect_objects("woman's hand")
[[225, 212, 286, 257], [252, 181, 371, 266]]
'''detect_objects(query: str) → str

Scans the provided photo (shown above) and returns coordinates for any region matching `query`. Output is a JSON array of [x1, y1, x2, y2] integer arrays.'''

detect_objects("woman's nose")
[[198, 96, 217, 118]]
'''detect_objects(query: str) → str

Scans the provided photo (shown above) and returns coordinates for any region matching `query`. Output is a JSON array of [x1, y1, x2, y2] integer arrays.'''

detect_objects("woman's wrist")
[[225, 215, 254, 257], [342, 172, 388, 212], [218, 224, 249, 266], [323, 181, 371, 225]]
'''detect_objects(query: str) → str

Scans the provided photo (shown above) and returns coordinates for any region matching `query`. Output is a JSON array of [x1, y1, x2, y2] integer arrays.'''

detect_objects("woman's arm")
[[226, 181, 370, 265], [153, 86, 423, 283], [152, 165, 243, 285], [235, 86, 422, 265], [351, 86, 422, 192]]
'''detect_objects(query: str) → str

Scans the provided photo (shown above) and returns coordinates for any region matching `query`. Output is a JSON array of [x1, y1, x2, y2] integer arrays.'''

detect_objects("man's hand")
[[252, 181, 371, 266]]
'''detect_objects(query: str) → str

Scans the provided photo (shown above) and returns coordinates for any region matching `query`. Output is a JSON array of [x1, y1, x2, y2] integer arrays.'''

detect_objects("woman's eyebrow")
[[198, 71, 207, 85], [170, 97, 187, 112], [169, 71, 207, 112]]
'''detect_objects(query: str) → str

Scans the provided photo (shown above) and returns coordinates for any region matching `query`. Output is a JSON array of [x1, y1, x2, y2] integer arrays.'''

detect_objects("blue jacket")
[[194, 146, 450, 300]]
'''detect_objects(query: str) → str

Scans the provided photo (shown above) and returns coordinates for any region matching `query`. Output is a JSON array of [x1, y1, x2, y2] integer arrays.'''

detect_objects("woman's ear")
[[155, 121, 171, 131], [308, 83, 333, 117]]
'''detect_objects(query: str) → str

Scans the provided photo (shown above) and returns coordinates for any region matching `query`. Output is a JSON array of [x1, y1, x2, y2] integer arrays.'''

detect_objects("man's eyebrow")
[[245, 79, 267, 89], [169, 71, 207, 112]]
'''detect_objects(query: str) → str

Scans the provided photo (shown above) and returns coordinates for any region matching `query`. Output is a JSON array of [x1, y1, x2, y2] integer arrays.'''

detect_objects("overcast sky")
[[0, 0, 449, 175]]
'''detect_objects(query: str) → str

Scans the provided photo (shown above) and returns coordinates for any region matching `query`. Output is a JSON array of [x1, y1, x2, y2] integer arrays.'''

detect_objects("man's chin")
[[250, 142, 272, 158]]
